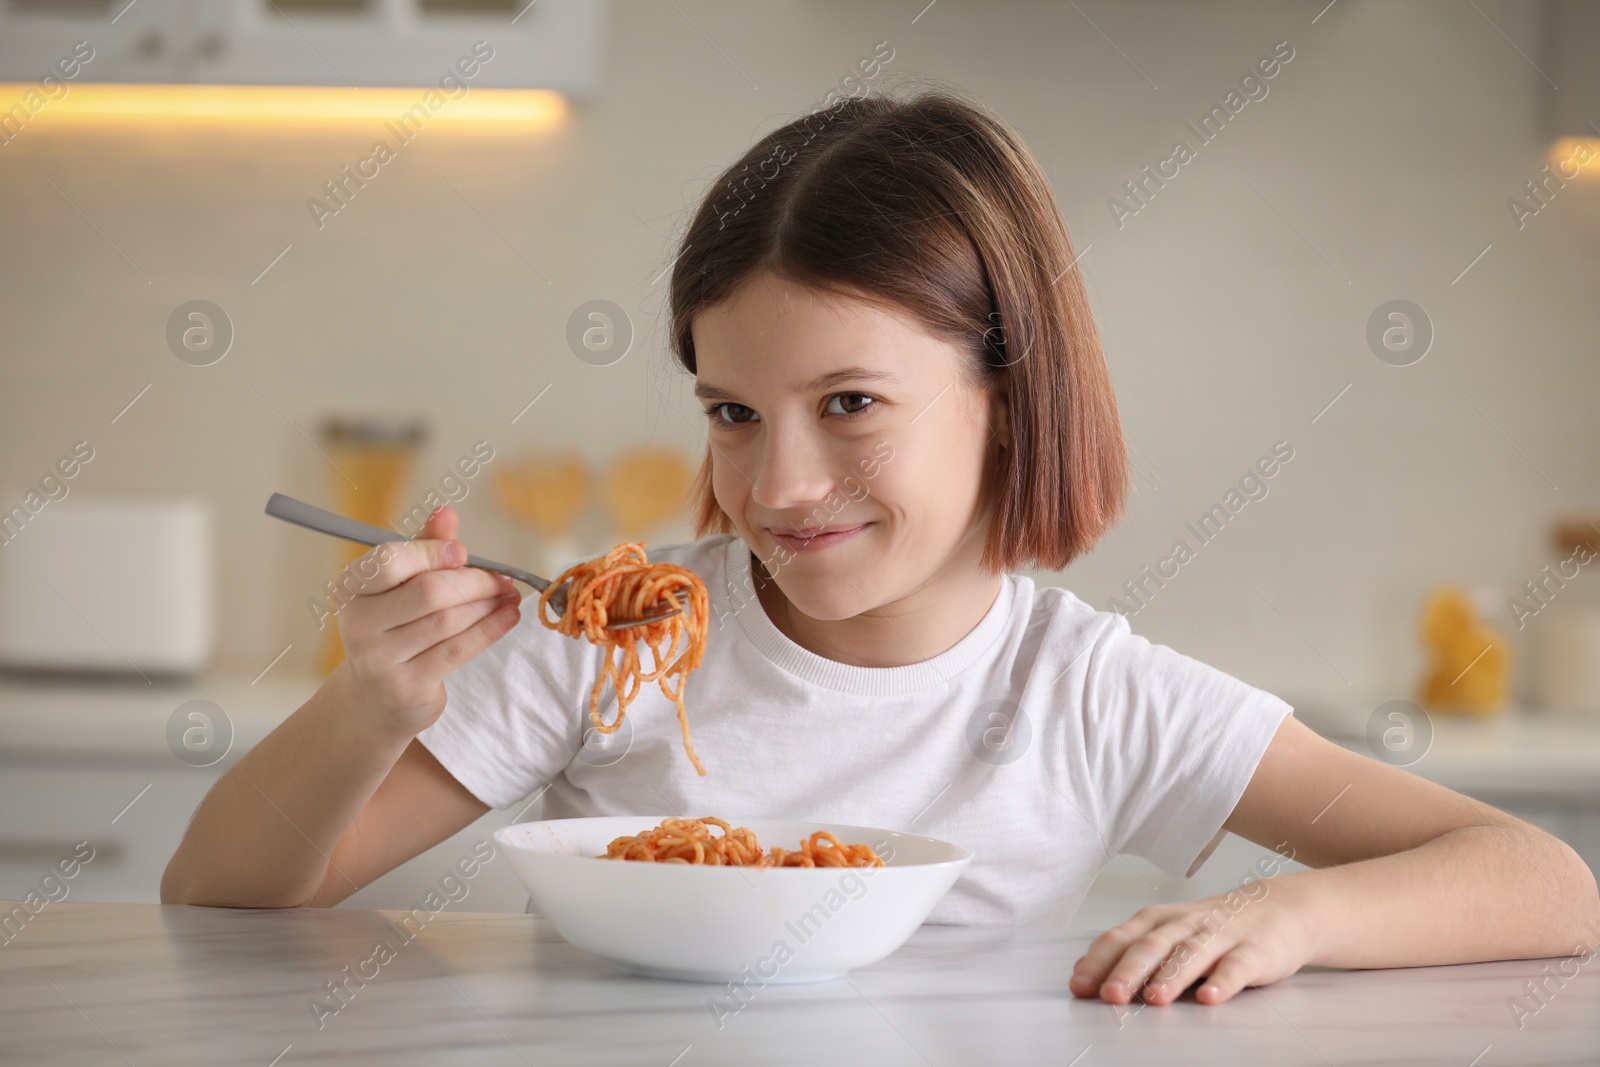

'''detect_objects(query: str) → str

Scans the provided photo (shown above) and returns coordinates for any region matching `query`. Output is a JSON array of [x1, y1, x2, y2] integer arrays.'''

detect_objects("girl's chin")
[[769, 578, 883, 623]]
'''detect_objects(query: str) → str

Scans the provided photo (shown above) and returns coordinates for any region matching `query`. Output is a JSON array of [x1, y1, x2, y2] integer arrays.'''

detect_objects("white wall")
[[1, 0, 1595, 724]]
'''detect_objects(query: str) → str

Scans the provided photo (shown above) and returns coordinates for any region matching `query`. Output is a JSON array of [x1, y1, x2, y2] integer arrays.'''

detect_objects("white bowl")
[[494, 816, 972, 983]]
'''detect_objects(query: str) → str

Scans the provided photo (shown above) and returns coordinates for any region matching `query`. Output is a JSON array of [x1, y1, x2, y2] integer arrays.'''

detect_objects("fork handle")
[[266, 493, 408, 551], [264, 493, 552, 593], [462, 554, 551, 593]]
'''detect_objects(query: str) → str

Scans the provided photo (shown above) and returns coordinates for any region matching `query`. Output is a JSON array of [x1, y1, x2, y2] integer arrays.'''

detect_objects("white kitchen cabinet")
[[1, 761, 241, 907], [0, 759, 537, 913], [0, 675, 538, 913], [0, 0, 602, 93], [0, 3, 166, 84]]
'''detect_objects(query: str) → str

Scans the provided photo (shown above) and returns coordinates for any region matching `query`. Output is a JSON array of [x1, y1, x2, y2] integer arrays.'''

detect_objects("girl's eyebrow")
[[694, 367, 902, 403]]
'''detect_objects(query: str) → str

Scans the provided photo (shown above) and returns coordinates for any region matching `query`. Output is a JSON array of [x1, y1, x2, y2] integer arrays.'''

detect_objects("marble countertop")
[[1310, 704, 1600, 797], [2, 902, 1594, 1065]]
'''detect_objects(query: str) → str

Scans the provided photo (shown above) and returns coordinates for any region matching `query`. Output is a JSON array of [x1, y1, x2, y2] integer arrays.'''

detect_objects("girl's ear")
[[991, 392, 1012, 449]]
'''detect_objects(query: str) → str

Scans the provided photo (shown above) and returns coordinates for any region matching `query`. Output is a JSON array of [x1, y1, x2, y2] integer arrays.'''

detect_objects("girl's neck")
[[749, 541, 1004, 669]]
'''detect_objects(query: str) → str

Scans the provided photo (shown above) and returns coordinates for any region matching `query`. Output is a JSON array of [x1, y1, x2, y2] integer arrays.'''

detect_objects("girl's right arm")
[[161, 505, 523, 908]]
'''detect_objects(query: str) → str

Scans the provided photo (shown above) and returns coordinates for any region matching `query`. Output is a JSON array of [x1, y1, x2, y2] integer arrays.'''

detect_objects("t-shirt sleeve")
[[415, 599, 602, 811], [1079, 613, 1294, 881]]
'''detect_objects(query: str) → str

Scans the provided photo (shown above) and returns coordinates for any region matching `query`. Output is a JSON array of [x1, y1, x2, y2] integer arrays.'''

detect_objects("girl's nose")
[[749, 430, 837, 513]]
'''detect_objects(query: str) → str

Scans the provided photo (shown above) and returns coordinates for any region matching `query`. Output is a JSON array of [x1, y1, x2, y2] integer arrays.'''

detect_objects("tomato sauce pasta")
[[537, 542, 711, 775], [599, 817, 885, 868]]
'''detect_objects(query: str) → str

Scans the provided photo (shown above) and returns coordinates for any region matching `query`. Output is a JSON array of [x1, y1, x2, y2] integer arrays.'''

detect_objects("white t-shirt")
[[418, 533, 1293, 927]]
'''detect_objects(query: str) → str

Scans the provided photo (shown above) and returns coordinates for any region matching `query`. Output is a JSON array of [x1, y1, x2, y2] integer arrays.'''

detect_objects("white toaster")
[[0, 494, 214, 676]]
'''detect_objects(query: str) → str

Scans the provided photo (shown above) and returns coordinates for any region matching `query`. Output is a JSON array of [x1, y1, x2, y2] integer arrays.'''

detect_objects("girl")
[[164, 83, 1598, 1008]]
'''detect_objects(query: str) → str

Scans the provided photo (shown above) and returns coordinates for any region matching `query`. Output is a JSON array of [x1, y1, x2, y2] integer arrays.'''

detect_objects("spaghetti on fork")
[[537, 542, 711, 775]]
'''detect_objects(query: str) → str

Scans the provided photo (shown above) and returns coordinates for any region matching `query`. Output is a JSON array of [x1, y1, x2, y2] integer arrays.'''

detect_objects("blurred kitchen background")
[[1, 0, 1597, 926]]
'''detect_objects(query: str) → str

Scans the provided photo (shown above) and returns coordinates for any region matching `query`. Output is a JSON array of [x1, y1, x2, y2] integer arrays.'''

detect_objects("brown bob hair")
[[668, 80, 1129, 574]]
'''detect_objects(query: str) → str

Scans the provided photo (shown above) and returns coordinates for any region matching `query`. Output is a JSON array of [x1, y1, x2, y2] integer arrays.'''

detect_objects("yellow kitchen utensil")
[[602, 447, 693, 541], [1418, 586, 1509, 715], [493, 451, 590, 540], [318, 416, 427, 676]]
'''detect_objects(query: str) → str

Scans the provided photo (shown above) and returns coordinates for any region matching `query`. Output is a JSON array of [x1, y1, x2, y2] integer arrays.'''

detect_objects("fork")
[[264, 493, 682, 630]]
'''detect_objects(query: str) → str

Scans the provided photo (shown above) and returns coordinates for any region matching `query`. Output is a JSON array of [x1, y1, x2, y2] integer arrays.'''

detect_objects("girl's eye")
[[825, 393, 876, 418], [705, 402, 757, 427], [704, 394, 876, 426]]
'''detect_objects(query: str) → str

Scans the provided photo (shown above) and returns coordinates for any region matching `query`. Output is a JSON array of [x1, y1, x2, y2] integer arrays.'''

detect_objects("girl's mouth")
[[769, 523, 870, 553]]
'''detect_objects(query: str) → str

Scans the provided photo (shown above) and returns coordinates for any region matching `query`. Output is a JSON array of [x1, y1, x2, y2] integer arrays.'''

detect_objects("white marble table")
[[2, 903, 1595, 1065]]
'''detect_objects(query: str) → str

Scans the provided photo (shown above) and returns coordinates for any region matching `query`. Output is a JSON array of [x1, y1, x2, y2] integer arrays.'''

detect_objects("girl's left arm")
[[1071, 713, 1600, 1006]]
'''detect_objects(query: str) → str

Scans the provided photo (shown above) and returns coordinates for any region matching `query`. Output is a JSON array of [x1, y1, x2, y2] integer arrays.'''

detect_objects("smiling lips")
[[768, 523, 870, 553]]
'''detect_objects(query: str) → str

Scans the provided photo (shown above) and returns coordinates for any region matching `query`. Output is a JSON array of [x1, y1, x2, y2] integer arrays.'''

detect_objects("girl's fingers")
[[1138, 930, 1236, 1006], [1071, 897, 1304, 1006], [416, 504, 459, 542], [1192, 945, 1260, 1005], [349, 538, 465, 598], [381, 567, 512, 631], [1095, 922, 1199, 1004], [387, 589, 520, 663], [1068, 907, 1171, 1000], [407, 597, 522, 678]]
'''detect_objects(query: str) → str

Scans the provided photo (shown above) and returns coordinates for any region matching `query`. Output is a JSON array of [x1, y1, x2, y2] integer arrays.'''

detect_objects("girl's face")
[[691, 270, 1007, 621]]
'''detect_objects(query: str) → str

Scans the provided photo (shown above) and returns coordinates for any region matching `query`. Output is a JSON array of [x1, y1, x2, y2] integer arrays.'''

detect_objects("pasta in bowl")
[[494, 816, 972, 983]]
